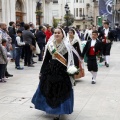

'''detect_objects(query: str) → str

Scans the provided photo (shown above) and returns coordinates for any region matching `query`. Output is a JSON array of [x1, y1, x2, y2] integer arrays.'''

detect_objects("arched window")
[[16, 0, 22, 12], [16, 0, 23, 23]]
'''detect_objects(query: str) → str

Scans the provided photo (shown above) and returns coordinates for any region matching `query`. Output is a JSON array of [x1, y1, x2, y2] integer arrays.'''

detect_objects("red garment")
[[45, 30, 52, 43], [89, 46, 95, 55], [103, 35, 107, 44]]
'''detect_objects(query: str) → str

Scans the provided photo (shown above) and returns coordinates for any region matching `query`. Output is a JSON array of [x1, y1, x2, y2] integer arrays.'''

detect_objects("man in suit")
[[98, 21, 114, 67], [8, 21, 16, 62], [36, 26, 46, 61], [81, 30, 102, 84]]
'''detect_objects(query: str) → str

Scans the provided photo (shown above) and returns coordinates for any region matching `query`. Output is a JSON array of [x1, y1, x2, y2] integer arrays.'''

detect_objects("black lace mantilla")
[[40, 59, 72, 108]]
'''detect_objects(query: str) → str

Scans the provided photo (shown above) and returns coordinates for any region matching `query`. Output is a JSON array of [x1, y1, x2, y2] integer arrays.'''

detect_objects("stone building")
[[115, 0, 120, 25], [0, 0, 52, 25]]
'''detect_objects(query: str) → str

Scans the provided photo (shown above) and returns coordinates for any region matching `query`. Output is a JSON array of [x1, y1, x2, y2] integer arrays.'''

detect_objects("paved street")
[[0, 42, 120, 120]]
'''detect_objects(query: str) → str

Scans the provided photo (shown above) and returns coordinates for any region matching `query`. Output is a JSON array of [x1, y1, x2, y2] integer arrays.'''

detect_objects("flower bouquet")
[[67, 65, 79, 76]]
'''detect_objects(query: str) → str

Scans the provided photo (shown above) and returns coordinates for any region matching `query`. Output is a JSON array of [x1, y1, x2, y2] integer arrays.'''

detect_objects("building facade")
[[115, 0, 120, 26], [51, 0, 94, 29], [0, 0, 53, 26]]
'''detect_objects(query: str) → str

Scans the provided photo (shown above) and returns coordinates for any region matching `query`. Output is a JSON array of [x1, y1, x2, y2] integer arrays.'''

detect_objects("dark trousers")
[[21, 46, 25, 59], [24, 44, 32, 65], [15, 48, 22, 67], [0, 64, 6, 79], [103, 43, 112, 56], [38, 43, 44, 61]]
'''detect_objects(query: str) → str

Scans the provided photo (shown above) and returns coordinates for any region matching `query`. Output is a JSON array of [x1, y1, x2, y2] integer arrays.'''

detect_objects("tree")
[[53, 17, 58, 28], [64, 13, 74, 26]]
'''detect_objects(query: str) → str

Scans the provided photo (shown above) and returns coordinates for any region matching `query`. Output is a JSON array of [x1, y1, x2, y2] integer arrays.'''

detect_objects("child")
[[15, 30, 25, 70], [0, 39, 8, 82], [81, 30, 102, 84]]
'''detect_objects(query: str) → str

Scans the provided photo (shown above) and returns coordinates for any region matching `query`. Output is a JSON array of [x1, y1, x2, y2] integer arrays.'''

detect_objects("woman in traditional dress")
[[32, 27, 79, 120], [67, 28, 84, 81], [68, 28, 82, 57]]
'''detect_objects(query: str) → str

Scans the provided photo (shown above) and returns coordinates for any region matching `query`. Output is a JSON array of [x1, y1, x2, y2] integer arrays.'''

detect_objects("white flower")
[[67, 65, 78, 75]]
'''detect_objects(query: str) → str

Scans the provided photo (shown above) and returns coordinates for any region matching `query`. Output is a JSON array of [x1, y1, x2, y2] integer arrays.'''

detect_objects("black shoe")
[[106, 64, 109, 67], [24, 64, 27, 66], [5, 73, 13, 77], [53, 115, 60, 120], [32, 61, 37, 64], [38, 59, 42, 61], [53, 117, 60, 120], [105, 62, 107, 66], [28, 64, 34, 67], [16, 67, 24, 70], [91, 81, 96, 84]]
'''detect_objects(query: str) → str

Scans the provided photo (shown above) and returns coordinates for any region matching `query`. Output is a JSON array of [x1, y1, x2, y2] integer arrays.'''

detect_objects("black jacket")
[[9, 27, 16, 44], [81, 39, 102, 58], [36, 30, 46, 44], [98, 28, 114, 42]]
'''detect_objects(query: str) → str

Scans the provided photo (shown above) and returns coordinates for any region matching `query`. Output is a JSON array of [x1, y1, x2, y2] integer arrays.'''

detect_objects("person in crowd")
[[67, 28, 84, 83], [98, 20, 107, 34], [68, 28, 82, 56], [16, 23, 21, 31], [51, 27, 55, 35], [64, 26, 69, 36], [15, 30, 25, 70], [22, 24, 35, 67], [84, 26, 93, 41], [45, 26, 52, 43], [113, 26, 118, 42], [99, 21, 114, 67], [29, 22, 37, 64], [118, 26, 120, 41], [29, 22, 36, 35], [116, 25, 120, 41], [81, 30, 102, 84], [0, 39, 8, 83], [8, 21, 16, 62], [32, 27, 79, 120], [0, 22, 13, 78], [36, 26, 46, 61], [75, 28, 81, 39], [19, 22, 25, 60], [19, 22, 25, 31]]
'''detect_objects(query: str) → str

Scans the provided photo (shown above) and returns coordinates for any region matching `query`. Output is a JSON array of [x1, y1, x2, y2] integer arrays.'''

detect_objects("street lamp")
[[36, 0, 42, 26], [64, 3, 70, 27]]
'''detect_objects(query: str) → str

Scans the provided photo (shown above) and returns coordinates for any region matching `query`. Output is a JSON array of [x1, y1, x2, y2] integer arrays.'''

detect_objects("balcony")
[[45, 0, 53, 3]]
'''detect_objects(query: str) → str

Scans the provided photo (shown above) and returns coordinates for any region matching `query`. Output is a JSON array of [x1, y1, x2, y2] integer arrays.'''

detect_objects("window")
[[76, 0, 78, 3], [74, 8, 75, 17], [76, 8, 78, 17], [53, 0, 58, 4], [52, 10, 59, 17], [79, 8, 82, 17], [79, 0, 82, 3], [66, 0, 71, 2], [83, 8, 84, 15]]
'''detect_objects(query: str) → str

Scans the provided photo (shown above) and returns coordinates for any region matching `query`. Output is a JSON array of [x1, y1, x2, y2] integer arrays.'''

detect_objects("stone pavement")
[[0, 42, 120, 120]]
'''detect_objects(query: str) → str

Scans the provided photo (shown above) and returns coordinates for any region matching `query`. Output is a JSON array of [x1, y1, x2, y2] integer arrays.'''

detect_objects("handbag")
[[30, 44, 36, 52], [74, 61, 85, 79], [35, 43, 41, 54]]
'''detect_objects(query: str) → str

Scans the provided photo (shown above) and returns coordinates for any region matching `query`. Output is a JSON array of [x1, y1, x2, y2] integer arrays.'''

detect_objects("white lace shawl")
[[42, 28, 75, 69]]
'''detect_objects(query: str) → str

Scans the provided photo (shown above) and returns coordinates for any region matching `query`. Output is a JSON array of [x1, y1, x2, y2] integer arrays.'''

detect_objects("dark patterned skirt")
[[32, 60, 74, 115]]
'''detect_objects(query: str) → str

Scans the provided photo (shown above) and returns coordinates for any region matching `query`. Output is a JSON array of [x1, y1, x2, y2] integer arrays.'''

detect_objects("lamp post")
[[64, 3, 70, 27], [36, 0, 42, 26]]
